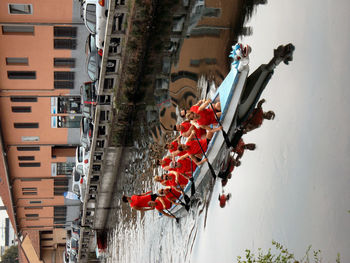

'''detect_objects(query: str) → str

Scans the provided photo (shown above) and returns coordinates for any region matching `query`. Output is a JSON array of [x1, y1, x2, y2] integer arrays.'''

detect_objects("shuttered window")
[[6, 57, 28, 65], [54, 58, 75, 68], [54, 26, 77, 37], [8, 71, 36, 79], [18, 156, 35, 161], [54, 71, 74, 80], [54, 39, 77, 50], [17, 146, 40, 151], [2, 25, 34, 35], [11, 97, 37, 102], [14, 123, 38, 129], [12, 106, 31, 113], [19, 162, 40, 167]]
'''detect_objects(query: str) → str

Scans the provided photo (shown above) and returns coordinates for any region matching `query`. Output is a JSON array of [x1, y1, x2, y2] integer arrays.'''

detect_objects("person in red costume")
[[173, 158, 197, 177], [186, 99, 221, 122], [174, 121, 206, 139], [243, 99, 275, 133], [232, 138, 256, 160], [177, 130, 218, 166], [148, 196, 176, 219], [158, 186, 182, 204], [156, 156, 173, 170], [122, 191, 158, 211]]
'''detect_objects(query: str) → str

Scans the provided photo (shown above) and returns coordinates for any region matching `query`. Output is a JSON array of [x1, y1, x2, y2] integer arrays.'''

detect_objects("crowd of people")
[[122, 98, 275, 217]]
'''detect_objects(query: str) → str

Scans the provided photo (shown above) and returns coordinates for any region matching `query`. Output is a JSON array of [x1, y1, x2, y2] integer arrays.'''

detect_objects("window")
[[54, 27, 77, 38], [2, 25, 34, 35], [12, 106, 31, 113], [18, 156, 35, 161], [41, 231, 53, 235], [54, 58, 75, 68], [22, 187, 37, 195], [6, 57, 28, 65], [11, 97, 37, 102], [41, 238, 53, 241], [54, 71, 75, 89], [21, 136, 39, 142], [19, 162, 40, 167], [54, 81, 74, 89], [29, 200, 42, 204], [8, 71, 36, 79], [14, 123, 38, 128], [54, 71, 74, 80], [23, 192, 37, 195], [54, 39, 77, 50], [9, 4, 32, 14], [25, 214, 39, 218], [56, 163, 75, 175], [56, 116, 81, 128], [24, 206, 43, 210], [17, 146, 40, 151], [55, 97, 81, 113]]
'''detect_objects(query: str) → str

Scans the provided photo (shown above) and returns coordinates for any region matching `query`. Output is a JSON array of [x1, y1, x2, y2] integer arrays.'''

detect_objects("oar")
[[176, 182, 191, 205], [209, 102, 231, 148], [189, 158, 195, 196], [169, 189, 190, 211], [194, 134, 217, 179], [165, 209, 180, 223]]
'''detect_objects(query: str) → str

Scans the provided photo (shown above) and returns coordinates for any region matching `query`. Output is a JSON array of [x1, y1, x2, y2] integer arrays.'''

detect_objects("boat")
[[171, 43, 295, 215]]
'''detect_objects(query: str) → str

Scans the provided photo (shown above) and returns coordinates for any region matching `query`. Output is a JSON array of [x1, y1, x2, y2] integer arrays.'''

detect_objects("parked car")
[[81, 81, 97, 119], [83, 0, 108, 49], [75, 146, 90, 177], [80, 117, 94, 150], [71, 168, 81, 197], [85, 34, 101, 81]]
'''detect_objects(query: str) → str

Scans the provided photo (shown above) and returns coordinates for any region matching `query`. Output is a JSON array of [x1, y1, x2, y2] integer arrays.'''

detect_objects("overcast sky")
[[191, 0, 350, 262]]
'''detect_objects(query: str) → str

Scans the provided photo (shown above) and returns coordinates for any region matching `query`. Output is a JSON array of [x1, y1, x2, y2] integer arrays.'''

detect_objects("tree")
[[236, 241, 341, 263], [1, 245, 18, 263]]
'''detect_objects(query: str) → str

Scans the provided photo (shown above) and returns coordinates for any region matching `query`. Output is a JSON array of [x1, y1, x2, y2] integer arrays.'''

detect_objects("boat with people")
[[170, 43, 295, 215]]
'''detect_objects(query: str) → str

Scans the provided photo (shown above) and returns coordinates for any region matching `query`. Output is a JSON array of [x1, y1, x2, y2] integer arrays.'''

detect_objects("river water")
[[107, 0, 350, 262]]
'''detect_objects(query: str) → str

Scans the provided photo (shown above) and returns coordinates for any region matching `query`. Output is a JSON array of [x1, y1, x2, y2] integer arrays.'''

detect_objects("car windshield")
[[76, 164, 84, 174], [78, 147, 83, 162], [73, 184, 80, 194], [85, 4, 96, 33], [74, 171, 80, 181], [87, 55, 97, 80]]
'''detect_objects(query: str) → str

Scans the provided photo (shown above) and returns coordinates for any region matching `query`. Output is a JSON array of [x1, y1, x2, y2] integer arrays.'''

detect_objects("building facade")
[[0, 1, 89, 262]]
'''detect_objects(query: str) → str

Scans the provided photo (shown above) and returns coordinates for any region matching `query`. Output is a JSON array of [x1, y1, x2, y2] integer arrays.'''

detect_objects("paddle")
[[209, 102, 231, 148], [168, 189, 190, 211], [176, 181, 191, 205], [190, 158, 195, 196], [165, 209, 180, 223], [194, 134, 217, 179]]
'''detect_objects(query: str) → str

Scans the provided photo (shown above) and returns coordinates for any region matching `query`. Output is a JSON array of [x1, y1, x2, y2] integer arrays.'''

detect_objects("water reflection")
[[107, 0, 266, 262]]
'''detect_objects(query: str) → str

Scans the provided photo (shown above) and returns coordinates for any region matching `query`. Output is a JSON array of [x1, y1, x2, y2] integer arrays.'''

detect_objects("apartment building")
[[0, 1, 89, 262]]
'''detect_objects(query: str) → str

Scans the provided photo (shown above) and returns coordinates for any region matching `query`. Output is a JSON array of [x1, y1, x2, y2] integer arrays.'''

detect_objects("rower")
[[158, 186, 182, 205], [122, 191, 158, 211], [148, 196, 176, 219]]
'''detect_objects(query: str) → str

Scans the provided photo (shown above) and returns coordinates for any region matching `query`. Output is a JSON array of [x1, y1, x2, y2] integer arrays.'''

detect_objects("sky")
[[191, 0, 350, 262]]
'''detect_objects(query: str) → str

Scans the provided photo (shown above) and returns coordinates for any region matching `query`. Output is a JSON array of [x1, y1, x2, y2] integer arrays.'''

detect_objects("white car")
[[71, 167, 87, 203], [83, 0, 108, 49], [75, 146, 90, 176]]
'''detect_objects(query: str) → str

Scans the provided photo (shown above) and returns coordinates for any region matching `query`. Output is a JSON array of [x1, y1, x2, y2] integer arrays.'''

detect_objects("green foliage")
[[1, 245, 18, 263], [236, 241, 340, 263]]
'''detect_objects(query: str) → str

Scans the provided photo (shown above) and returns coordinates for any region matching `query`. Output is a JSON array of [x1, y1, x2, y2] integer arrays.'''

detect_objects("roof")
[[19, 234, 43, 263]]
